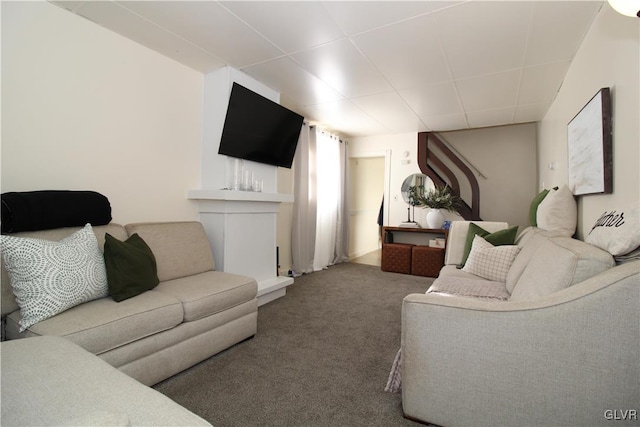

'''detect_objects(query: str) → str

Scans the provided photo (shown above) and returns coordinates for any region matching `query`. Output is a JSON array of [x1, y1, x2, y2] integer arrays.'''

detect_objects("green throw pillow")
[[529, 189, 550, 226], [104, 233, 159, 302], [460, 223, 519, 266]]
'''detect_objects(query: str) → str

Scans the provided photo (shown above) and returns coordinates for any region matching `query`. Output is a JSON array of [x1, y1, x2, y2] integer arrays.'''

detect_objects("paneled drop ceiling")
[[51, 1, 603, 137]]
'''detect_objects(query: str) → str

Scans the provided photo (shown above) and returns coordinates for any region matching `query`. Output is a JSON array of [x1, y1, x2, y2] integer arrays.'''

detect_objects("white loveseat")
[[400, 221, 640, 426]]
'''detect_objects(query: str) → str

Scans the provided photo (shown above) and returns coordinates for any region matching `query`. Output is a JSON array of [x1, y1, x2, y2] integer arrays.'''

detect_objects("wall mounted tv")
[[218, 82, 304, 169]]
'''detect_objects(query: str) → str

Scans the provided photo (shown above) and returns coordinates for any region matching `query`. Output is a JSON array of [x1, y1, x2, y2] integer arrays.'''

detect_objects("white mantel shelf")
[[188, 189, 293, 203]]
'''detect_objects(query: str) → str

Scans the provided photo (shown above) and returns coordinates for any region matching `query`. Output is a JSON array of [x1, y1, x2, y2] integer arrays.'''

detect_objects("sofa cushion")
[[509, 237, 614, 301], [462, 235, 520, 282], [585, 202, 640, 256], [5, 291, 183, 355], [505, 227, 567, 294], [460, 223, 518, 266], [104, 233, 159, 302], [153, 271, 257, 322], [1, 224, 127, 318], [536, 185, 577, 237], [125, 222, 215, 282], [0, 224, 109, 332]]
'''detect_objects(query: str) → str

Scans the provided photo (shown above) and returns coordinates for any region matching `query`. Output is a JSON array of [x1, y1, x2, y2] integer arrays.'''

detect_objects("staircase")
[[417, 132, 481, 221]]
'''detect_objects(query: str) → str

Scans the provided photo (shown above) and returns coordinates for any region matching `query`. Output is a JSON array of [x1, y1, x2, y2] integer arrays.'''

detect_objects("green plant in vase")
[[418, 185, 461, 211], [417, 185, 461, 229]]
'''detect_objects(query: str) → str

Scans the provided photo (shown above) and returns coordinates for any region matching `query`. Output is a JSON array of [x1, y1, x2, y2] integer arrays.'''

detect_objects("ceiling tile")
[[399, 82, 463, 118], [292, 38, 392, 98], [353, 13, 451, 89], [322, 1, 429, 36], [47, 1, 604, 137], [455, 70, 521, 112], [350, 92, 428, 133], [422, 113, 469, 132], [424, 1, 467, 14], [466, 107, 516, 129], [514, 103, 550, 124], [518, 60, 571, 105], [303, 99, 387, 136], [51, 1, 86, 13], [434, 1, 533, 79], [75, 1, 225, 73], [524, 1, 601, 66], [221, 1, 345, 54], [242, 57, 344, 106], [117, 1, 282, 67]]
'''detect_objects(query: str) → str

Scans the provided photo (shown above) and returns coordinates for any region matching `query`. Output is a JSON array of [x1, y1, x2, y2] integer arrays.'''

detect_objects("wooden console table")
[[381, 226, 448, 277]]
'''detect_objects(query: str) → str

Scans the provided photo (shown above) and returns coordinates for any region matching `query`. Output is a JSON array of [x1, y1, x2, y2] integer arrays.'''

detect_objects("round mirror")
[[401, 173, 434, 205], [400, 173, 435, 225]]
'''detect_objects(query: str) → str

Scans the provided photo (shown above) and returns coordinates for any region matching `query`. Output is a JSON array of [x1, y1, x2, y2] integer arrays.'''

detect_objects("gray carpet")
[[154, 262, 433, 426]]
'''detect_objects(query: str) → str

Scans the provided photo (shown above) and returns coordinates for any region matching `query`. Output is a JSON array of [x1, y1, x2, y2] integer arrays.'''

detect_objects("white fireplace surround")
[[188, 189, 293, 306], [189, 67, 295, 306]]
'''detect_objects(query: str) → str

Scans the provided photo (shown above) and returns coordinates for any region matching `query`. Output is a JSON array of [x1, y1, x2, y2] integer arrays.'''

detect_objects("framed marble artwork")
[[567, 87, 612, 196]]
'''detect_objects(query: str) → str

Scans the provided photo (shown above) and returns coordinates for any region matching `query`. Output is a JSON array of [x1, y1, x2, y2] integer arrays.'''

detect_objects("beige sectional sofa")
[[1, 335, 212, 426], [401, 221, 640, 426], [1, 221, 258, 386]]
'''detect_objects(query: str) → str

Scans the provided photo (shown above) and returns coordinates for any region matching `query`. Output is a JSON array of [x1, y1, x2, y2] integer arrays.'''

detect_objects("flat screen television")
[[218, 82, 304, 169]]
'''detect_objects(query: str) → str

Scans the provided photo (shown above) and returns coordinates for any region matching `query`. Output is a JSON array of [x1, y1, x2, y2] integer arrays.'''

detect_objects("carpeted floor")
[[154, 262, 433, 426]]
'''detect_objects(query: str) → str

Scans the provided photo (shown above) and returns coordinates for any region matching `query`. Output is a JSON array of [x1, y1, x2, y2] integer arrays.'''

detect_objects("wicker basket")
[[411, 246, 445, 277], [381, 243, 414, 274]]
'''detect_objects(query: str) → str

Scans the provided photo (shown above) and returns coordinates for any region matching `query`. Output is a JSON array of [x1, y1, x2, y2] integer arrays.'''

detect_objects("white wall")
[[1, 2, 204, 224], [538, 3, 639, 239]]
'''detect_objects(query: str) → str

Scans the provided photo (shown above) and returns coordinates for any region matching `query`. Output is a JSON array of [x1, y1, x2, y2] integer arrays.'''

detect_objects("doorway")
[[348, 156, 385, 265]]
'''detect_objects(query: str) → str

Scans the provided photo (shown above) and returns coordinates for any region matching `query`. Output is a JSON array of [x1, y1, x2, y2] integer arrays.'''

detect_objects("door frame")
[[348, 149, 391, 228]]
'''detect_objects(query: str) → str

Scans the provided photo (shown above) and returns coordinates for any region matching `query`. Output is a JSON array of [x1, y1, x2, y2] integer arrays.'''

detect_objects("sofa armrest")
[[401, 261, 640, 426], [444, 220, 509, 265]]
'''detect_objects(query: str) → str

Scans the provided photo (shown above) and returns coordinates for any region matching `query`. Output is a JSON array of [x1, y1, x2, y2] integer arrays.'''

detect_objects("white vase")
[[426, 208, 445, 229]]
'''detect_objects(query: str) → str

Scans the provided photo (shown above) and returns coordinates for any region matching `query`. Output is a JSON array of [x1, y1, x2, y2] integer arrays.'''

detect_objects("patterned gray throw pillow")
[[0, 223, 108, 332]]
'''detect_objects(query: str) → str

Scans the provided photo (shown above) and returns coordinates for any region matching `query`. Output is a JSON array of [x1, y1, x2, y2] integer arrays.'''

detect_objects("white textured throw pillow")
[[536, 185, 577, 236], [462, 235, 521, 283], [0, 224, 108, 332], [586, 202, 640, 256]]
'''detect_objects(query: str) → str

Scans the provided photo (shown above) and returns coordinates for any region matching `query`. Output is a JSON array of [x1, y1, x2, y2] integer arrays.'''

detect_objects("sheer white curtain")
[[292, 125, 349, 275], [291, 123, 317, 275], [313, 131, 339, 271], [334, 136, 350, 264]]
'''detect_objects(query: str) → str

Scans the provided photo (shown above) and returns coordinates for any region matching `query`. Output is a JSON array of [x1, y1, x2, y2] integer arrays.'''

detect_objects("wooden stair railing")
[[417, 132, 481, 221]]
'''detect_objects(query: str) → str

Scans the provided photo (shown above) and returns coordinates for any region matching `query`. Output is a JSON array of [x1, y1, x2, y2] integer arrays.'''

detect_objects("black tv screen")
[[218, 83, 304, 169]]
